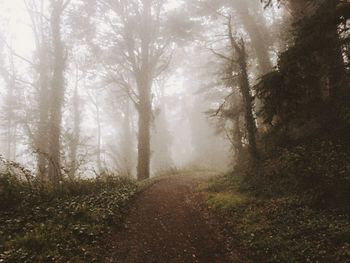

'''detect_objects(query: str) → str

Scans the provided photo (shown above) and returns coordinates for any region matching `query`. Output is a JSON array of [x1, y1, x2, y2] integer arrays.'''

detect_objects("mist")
[[0, 0, 238, 179], [0, 0, 349, 262]]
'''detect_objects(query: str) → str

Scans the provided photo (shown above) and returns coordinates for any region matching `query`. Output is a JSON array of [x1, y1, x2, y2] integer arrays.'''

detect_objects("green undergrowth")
[[199, 176, 249, 211], [202, 175, 350, 262], [153, 165, 213, 179], [0, 173, 137, 262], [244, 141, 350, 209]]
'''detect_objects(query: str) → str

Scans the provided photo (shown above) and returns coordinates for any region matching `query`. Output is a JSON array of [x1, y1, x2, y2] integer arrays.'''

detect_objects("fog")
[[1, 0, 349, 262], [0, 0, 297, 180], [0, 0, 245, 182]]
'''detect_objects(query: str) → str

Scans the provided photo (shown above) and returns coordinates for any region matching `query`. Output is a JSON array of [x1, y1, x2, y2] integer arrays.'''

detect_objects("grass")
[[201, 174, 350, 263], [199, 176, 248, 210], [207, 191, 247, 210]]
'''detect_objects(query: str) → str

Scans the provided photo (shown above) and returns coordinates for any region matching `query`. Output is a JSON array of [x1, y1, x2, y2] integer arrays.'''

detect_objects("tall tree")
[[25, 0, 51, 180], [234, 0, 272, 76], [23, 0, 54, 181], [256, 0, 349, 144], [47, 0, 70, 185], [99, 0, 174, 180], [226, 17, 258, 159], [119, 98, 136, 175], [67, 66, 82, 179], [0, 41, 18, 161], [87, 88, 103, 173], [211, 16, 258, 159], [152, 81, 174, 172]]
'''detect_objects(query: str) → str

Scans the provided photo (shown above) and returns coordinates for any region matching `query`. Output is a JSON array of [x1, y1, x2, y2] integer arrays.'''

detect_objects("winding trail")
[[108, 173, 243, 263]]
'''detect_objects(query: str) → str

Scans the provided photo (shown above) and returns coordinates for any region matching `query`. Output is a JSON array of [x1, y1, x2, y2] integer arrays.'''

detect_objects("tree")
[[0, 40, 18, 161], [196, 0, 274, 132], [118, 97, 136, 176], [47, 0, 71, 185], [98, 0, 175, 180], [24, 0, 52, 180], [67, 65, 82, 179], [152, 80, 174, 172], [217, 17, 258, 159], [87, 88, 103, 173], [255, 0, 350, 145], [234, 0, 273, 76], [232, 0, 273, 131]]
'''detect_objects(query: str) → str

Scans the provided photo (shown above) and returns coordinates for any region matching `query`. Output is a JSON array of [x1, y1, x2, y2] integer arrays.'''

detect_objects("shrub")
[[0, 172, 137, 262], [238, 140, 350, 208]]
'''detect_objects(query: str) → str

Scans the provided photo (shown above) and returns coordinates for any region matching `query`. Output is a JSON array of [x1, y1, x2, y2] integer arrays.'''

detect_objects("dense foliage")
[[0, 173, 137, 262], [233, 0, 350, 209], [203, 2, 350, 261], [255, 0, 350, 146], [238, 140, 350, 208]]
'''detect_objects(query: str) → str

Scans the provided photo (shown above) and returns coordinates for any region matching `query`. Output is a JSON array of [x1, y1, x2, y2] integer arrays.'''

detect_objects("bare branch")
[[210, 48, 232, 62], [0, 36, 36, 67]]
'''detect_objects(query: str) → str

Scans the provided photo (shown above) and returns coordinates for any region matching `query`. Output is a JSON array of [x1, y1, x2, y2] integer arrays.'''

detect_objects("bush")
[[238, 140, 350, 208], [0, 173, 137, 262], [0, 173, 26, 210]]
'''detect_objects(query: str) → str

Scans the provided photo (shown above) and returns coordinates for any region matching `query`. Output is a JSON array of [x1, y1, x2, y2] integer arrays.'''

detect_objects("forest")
[[0, 0, 349, 262]]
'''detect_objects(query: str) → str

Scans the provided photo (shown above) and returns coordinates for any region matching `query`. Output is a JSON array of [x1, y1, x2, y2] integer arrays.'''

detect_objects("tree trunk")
[[137, 82, 152, 180], [227, 21, 258, 159], [288, 0, 309, 19], [48, 0, 66, 185], [37, 42, 50, 181], [68, 77, 80, 179], [5, 57, 15, 161], [25, 0, 50, 181], [321, 1, 347, 99], [152, 84, 174, 172], [96, 103, 102, 173], [236, 2, 272, 76], [136, 0, 152, 181], [0, 50, 17, 161], [233, 114, 243, 155], [234, 1, 273, 131], [239, 50, 258, 159], [121, 99, 134, 176]]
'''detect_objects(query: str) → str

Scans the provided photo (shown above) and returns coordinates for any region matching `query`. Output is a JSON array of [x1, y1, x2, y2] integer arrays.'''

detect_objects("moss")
[[207, 192, 247, 210]]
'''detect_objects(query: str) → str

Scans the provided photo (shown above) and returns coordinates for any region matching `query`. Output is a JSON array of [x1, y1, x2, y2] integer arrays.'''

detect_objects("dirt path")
[[108, 173, 242, 263]]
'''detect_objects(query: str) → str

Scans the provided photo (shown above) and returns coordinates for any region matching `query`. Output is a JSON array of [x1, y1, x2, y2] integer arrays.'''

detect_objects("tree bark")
[[236, 1, 272, 76], [227, 21, 258, 159], [24, 0, 50, 181], [68, 76, 80, 179], [37, 41, 50, 180], [48, 0, 66, 185], [233, 1, 273, 132], [238, 46, 258, 159], [233, 112, 243, 155], [136, 0, 152, 181], [121, 99, 134, 176], [136, 79, 152, 180], [0, 52, 16, 161], [96, 102, 102, 173]]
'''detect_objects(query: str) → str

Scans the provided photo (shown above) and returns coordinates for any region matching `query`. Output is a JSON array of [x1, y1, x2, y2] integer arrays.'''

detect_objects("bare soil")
[[107, 173, 243, 263]]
